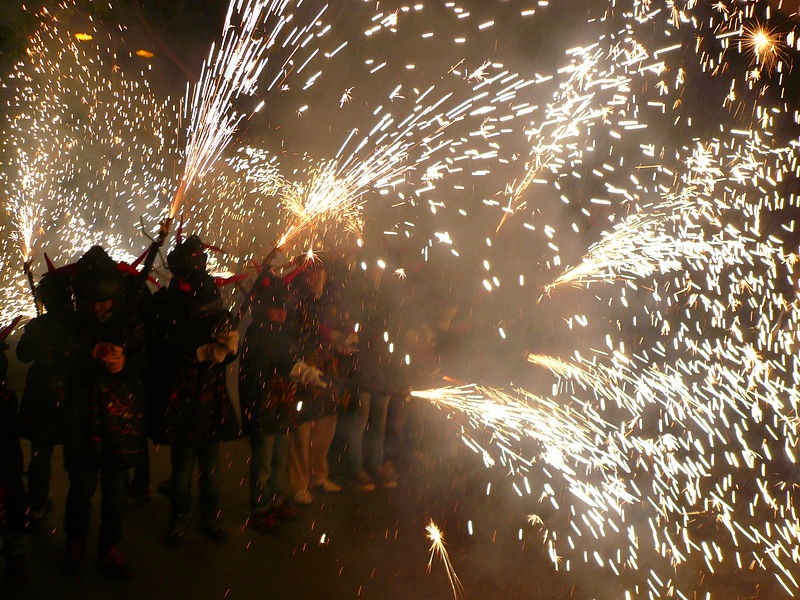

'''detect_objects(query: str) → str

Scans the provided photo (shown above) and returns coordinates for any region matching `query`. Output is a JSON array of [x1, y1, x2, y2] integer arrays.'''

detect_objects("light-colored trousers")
[[288, 416, 337, 492]]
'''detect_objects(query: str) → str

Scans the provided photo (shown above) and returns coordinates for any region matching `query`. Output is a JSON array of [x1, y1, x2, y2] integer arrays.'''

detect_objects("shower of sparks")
[[426, 520, 464, 600], [742, 22, 784, 71], [173, 0, 329, 218], [7, 0, 800, 598]]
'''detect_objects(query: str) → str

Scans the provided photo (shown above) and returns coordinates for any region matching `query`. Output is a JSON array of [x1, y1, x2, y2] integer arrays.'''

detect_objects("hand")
[[93, 343, 126, 374], [196, 343, 228, 365], [343, 332, 359, 354], [215, 330, 240, 354], [290, 361, 328, 388]]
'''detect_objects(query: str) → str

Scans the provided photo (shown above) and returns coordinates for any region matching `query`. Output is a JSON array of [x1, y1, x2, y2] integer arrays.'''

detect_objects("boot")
[[200, 515, 228, 542], [97, 545, 131, 579], [65, 537, 88, 575], [165, 513, 189, 546], [248, 511, 279, 535]]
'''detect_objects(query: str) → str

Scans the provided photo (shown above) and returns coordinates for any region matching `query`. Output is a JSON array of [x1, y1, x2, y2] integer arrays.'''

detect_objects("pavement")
[[0, 396, 782, 600]]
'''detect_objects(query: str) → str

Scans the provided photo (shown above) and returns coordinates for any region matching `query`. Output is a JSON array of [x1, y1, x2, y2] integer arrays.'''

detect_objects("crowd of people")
[[0, 235, 446, 579]]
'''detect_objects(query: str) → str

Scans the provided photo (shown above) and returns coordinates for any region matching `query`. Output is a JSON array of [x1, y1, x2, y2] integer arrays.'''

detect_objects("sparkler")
[[741, 22, 785, 71], [426, 520, 463, 600], [172, 0, 329, 220]]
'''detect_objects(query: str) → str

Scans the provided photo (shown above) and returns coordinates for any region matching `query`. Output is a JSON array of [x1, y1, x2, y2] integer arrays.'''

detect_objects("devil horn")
[[44, 253, 56, 273], [0, 315, 23, 342], [176, 213, 185, 244], [131, 247, 149, 268]]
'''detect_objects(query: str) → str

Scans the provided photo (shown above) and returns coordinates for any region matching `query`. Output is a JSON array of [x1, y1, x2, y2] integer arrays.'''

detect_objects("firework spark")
[[426, 520, 464, 600]]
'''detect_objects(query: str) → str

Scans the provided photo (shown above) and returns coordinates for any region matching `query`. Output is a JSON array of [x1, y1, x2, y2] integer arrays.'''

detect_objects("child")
[[240, 277, 299, 533]]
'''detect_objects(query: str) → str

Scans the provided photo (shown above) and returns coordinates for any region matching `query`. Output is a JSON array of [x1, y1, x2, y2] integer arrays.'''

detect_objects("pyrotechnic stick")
[[231, 245, 279, 327], [22, 257, 40, 316]]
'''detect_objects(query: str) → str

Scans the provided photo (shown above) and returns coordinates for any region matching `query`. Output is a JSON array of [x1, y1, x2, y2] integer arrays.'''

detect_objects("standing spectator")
[[341, 268, 400, 491], [16, 271, 77, 524], [287, 260, 342, 504], [65, 246, 148, 577], [239, 276, 299, 533], [158, 267, 239, 546]]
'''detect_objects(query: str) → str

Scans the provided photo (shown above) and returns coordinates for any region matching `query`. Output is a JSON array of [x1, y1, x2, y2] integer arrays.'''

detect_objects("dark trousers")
[[171, 442, 220, 520], [65, 466, 127, 549], [0, 474, 27, 534], [249, 433, 289, 513], [131, 440, 150, 489], [28, 442, 55, 512]]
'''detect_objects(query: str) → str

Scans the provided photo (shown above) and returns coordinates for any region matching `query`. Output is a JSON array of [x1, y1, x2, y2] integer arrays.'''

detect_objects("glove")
[[343, 332, 359, 354], [215, 330, 240, 354], [330, 331, 359, 355], [92, 343, 126, 374], [196, 343, 228, 365], [290, 361, 329, 388]]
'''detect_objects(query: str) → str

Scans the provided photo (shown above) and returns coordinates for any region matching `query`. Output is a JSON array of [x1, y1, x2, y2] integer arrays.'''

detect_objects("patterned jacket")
[[69, 309, 148, 469], [158, 303, 240, 445]]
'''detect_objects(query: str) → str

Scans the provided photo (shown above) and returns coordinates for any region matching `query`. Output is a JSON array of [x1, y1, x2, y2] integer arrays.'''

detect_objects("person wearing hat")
[[16, 270, 79, 525], [0, 337, 28, 576], [157, 250, 239, 546], [239, 275, 300, 533], [65, 246, 148, 578]]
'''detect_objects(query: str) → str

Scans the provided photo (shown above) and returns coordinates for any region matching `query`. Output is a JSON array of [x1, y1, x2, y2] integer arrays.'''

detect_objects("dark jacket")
[[16, 311, 80, 444], [158, 302, 239, 445], [0, 385, 22, 480], [239, 319, 298, 436], [0, 383, 26, 534], [352, 280, 403, 394], [69, 309, 149, 469]]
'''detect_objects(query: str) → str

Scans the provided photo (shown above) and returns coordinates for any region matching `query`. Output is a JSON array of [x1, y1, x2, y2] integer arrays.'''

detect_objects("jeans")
[[65, 466, 127, 548], [170, 442, 220, 520], [384, 394, 408, 464], [249, 433, 289, 514], [28, 442, 55, 512], [343, 392, 390, 474]]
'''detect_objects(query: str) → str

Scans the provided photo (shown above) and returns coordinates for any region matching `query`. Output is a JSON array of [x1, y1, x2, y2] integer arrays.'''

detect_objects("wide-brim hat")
[[168, 235, 207, 278], [73, 246, 122, 302]]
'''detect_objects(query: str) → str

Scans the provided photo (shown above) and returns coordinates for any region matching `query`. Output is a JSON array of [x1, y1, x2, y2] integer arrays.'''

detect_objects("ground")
[[0, 395, 782, 600]]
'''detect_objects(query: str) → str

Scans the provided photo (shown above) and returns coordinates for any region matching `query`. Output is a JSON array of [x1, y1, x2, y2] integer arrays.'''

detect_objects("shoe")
[[165, 514, 188, 546], [272, 500, 299, 521], [312, 478, 342, 493], [248, 511, 279, 535], [6, 554, 26, 576], [201, 516, 229, 542], [127, 480, 151, 502], [377, 464, 398, 489], [294, 489, 313, 505], [97, 546, 131, 579], [157, 478, 173, 498], [353, 471, 376, 492], [65, 538, 88, 575]]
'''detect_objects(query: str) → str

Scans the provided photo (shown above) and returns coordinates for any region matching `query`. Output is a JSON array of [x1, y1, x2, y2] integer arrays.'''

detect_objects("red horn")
[[44, 253, 56, 273], [176, 213, 185, 244], [201, 242, 228, 254], [131, 247, 150, 268], [0, 315, 23, 342], [282, 262, 309, 285], [214, 272, 250, 287]]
